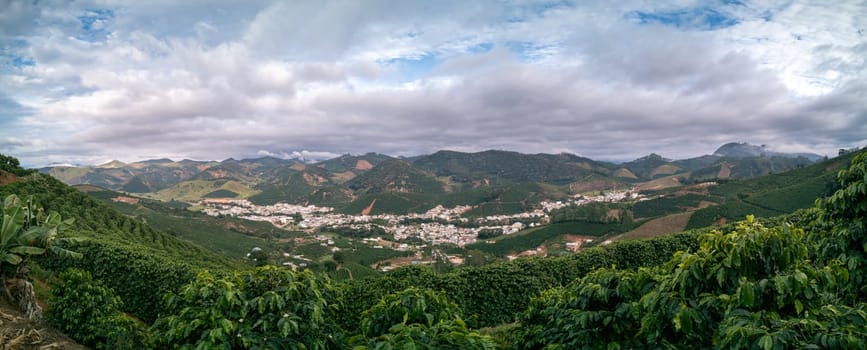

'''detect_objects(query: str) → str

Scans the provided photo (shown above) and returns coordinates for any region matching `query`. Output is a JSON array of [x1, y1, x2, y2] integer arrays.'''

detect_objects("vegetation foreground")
[[1, 150, 866, 348]]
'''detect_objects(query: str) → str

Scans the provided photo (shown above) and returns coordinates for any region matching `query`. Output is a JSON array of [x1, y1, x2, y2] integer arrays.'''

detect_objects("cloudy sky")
[[1, 0, 865, 167]]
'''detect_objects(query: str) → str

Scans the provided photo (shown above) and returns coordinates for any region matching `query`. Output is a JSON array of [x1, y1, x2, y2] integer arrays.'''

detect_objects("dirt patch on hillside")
[[472, 178, 491, 188], [0, 171, 19, 186], [561, 234, 598, 251], [609, 211, 693, 241], [698, 200, 716, 209], [330, 171, 356, 183], [355, 160, 373, 170], [361, 199, 377, 216], [0, 300, 88, 349], [111, 196, 140, 204], [302, 173, 328, 186], [717, 162, 731, 179]]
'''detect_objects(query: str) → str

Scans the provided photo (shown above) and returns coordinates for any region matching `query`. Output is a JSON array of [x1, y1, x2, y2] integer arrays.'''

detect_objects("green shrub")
[[48, 268, 147, 349], [350, 287, 496, 349], [151, 266, 341, 349]]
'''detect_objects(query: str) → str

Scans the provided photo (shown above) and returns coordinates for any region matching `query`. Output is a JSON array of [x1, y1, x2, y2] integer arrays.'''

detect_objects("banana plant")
[[1, 194, 81, 300]]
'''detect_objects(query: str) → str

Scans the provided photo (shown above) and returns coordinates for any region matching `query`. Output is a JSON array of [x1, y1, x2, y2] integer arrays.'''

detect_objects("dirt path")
[[0, 301, 88, 349], [360, 199, 377, 215]]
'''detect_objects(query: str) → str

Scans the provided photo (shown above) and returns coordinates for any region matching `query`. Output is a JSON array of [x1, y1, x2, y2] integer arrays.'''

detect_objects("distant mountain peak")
[[714, 142, 768, 158], [714, 142, 823, 161], [634, 153, 669, 162], [97, 160, 126, 168]]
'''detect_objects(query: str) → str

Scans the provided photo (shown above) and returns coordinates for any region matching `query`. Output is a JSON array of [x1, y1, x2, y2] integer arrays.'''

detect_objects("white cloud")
[[1, 0, 865, 167]]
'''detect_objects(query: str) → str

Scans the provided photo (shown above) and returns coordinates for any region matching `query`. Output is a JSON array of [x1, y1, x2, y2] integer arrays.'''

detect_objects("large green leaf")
[[0, 252, 22, 265], [2, 206, 24, 246], [9, 245, 45, 256]]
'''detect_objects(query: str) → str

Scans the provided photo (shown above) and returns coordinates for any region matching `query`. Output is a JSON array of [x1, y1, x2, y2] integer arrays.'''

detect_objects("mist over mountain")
[[713, 142, 824, 161]]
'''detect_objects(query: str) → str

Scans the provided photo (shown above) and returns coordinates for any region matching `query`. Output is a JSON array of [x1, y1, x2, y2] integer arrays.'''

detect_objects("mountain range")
[[40, 143, 822, 214]]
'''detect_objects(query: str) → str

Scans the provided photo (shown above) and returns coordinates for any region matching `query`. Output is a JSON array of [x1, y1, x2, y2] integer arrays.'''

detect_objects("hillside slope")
[[0, 172, 243, 322]]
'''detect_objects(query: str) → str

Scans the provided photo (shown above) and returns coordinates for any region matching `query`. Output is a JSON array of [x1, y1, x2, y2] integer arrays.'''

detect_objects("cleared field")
[[605, 211, 693, 242]]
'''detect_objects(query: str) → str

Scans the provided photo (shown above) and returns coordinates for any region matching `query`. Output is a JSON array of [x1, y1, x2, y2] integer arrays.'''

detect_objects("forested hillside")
[[0, 168, 242, 325]]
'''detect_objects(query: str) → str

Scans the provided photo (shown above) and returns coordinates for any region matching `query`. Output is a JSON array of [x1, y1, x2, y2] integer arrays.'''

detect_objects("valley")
[[46, 143, 844, 277], [1, 147, 863, 349]]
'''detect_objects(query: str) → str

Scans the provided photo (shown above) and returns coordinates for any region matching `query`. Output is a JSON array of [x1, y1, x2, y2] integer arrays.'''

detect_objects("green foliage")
[[358, 287, 464, 337], [347, 159, 446, 194], [350, 287, 496, 349], [0, 174, 237, 268], [822, 151, 867, 225], [152, 266, 341, 349], [687, 153, 852, 229], [247, 247, 269, 267], [37, 239, 204, 323], [0, 153, 34, 176], [412, 150, 599, 185], [338, 232, 699, 330], [818, 150, 867, 296], [121, 176, 152, 193], [48, 268, 147, 349], [632, 193, 708, 218], [515, 212, 867, 349], [203, 189, 239, 198], [551, 202, 632, 224], [477, 228, 503, 240], [340, 192, 436, 215], [1, 194, 80, 281], [466, 221, 640, 257], [513, 267, 657, 349], [325, 224, 388, 239]]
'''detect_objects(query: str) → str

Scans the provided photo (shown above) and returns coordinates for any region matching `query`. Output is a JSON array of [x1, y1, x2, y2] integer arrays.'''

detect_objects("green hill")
[[250, 165, 342, 205], [40, 158, 216, 192], [412, 150, 597, 186], [686, 152, 853, 228], [347, 159, 445, 194], [0, 170, 243, 322], [314, 152, 395, 177]]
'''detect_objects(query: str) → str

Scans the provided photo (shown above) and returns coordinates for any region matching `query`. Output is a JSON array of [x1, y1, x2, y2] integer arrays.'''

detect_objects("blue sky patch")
[[628, 7, 740, 31], [506, 0, 575, 23], [382, 52, 440, 81], [468, 42, 494, 54], [77, 8, 115, 41], [504, 41, 556, 62], [1, 40, 35, 71], [0, 93, 33, 123]]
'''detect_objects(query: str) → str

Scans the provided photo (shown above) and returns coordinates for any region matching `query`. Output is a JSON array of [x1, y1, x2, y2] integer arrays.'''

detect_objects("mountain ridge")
[[37, 143, 827, 213]]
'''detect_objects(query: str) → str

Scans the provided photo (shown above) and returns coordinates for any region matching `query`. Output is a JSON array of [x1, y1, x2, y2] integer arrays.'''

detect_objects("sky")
[[1, 0, 865, 167]]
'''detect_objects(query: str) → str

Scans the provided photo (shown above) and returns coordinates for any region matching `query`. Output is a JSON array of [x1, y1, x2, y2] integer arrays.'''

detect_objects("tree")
[[0, 154, 33, 176], [247, 246, 268, 266], [1, 194, 80, 319]]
